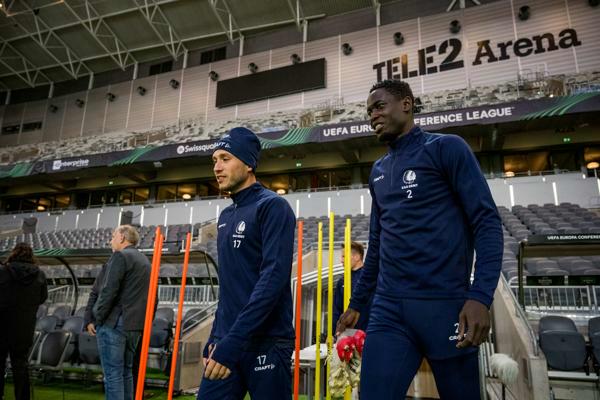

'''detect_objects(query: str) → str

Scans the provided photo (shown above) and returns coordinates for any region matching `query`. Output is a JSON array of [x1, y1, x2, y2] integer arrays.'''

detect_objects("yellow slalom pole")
[[326, 212, 334, 400], [315, 222, 323, 400], [343, 218, 352, 400]]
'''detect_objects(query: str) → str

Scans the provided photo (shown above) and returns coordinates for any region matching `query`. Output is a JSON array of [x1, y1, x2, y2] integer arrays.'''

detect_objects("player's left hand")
[[204, 358, 232, 380], [456, 299, 490, 349]]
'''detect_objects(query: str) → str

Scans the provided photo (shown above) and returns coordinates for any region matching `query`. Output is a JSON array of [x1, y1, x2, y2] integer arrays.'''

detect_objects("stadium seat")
[[78, 333, 101, 366], [52, 305, 73, 322], [538, 316, 587, 371], [155, 307, 175, 327], [36, 304, 48, 319], [35, 315, 59, 333], [150, 318, 172, 349], [33, 331, 72, 370]]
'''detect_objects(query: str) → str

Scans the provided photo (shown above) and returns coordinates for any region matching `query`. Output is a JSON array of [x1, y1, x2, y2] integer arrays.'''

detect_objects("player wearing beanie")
[[197, 127, 296, 400]]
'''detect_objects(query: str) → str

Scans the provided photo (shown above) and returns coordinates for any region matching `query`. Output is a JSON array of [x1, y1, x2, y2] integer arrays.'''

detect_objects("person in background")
[[332, 241, 373, 335], [93, 225, 151, 400], [0, 243, 47, 400]]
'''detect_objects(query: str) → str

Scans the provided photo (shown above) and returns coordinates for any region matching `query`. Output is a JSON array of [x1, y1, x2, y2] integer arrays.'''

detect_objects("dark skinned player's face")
[[366, 88, 413, 143]]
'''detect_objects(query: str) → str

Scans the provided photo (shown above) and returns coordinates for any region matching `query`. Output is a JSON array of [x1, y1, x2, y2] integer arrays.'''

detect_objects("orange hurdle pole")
[[135, 228, 163, 400], [293, 221, 304, 400], [167, 232, 192, 400]]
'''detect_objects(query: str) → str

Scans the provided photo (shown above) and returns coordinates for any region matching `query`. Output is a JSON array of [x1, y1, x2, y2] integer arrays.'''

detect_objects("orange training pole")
[[293, 221, 303, 400], [167, 232, 192, 400], [135, 228, 163, 400]]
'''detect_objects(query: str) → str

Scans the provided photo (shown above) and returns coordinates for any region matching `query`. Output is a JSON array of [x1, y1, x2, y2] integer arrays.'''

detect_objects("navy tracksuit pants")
[[197, 339, 294, 400], [360, 295, 481, 400]]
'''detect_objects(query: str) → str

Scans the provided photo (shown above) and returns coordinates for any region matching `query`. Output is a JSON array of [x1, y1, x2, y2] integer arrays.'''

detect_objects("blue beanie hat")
[[213, 127, 261, 170]]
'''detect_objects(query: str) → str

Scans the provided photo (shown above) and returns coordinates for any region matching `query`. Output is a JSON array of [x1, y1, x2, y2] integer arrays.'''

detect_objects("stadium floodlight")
[[449, 20, 461, 34], [290, 53, 302, 64], [341, 43, 353, 56], [182, 193, 192, 200], [248, 63, 258, 73], [75, 98, 85, 108], [276, 189, 286, 195], [518, 5, 530, 21], [393, 32, 404, 46], [106, 92, 116, 102], [137, 86, 147, 96], [169, 79, 180, 89], [209, 71, 219, 81]]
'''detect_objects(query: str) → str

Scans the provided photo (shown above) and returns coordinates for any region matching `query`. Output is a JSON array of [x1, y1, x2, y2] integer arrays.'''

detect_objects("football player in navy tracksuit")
[[197, 127, 296, 400], [336, 80, 503, 400], [332, 241, 373, 335]]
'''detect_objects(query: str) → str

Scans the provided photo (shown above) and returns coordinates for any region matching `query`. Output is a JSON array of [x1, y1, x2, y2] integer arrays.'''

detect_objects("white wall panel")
[[43, 97, 67, 142], [104, 81, 130, 133], [420, 9, 468, 92], [303, 36, 340, 107], [127, 75, 156, 131], [339, 28, 378, 104], [513, 0, 576, 76], [60, 91, 87, 139], [378, 19, 423, 95], [19, 100, 46, 145], [205, 58, 238, 121], [463, 1, 519, 88], [566, 0, 600, 73], [82, 88, 107, 137], [152, 70, 182, 127], [179, 63, 209, 121]]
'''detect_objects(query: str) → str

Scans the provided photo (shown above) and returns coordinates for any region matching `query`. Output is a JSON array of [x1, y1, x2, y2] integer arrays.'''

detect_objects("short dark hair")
[[342, 241, 365, 260], [6, 242, 36, 264], [370, 79, 415, 104]]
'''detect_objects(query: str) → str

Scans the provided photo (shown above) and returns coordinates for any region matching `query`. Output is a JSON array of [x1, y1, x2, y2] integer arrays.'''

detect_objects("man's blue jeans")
[[96, 324, 141, 400]]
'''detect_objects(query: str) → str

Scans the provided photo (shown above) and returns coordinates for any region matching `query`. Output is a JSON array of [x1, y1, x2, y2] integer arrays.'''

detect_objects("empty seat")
[[539, 316, 587, 371], [155, 308, 175, 327], [52, 305, 72, 321], [78, 333, 101, 366], [150, 318, 172, 349]]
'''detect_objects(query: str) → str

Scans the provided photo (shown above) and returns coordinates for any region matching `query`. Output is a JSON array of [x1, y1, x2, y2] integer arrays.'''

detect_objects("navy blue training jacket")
[[349, 126, 503, 312], [210, 182, 296, 369]]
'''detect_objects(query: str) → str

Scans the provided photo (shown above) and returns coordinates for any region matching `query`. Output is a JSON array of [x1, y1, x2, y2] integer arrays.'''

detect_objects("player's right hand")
[[336, 308, 360, 336], [86, 323, 96, 336]]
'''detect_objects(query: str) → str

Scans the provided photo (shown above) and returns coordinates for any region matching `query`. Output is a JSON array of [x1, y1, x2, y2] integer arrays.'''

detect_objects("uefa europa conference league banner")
[[0, 93, 599, 178]]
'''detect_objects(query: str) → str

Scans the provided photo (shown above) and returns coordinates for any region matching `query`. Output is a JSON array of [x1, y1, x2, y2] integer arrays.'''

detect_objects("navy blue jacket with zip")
[[349, 125, 503, 313], [209, 182, 296, 369]]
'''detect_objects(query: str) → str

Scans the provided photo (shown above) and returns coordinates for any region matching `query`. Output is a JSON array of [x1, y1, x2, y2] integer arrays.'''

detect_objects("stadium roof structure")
[[0, 0, 481, 90]]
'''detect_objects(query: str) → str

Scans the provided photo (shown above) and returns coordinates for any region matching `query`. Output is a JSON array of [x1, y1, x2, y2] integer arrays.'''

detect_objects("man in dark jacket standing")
[[336, 80, 503, 400], [93, 225, 151, 400], [0, 243, 47, 400], [197, 127, 296, 400], [332, 241, 372, 334]]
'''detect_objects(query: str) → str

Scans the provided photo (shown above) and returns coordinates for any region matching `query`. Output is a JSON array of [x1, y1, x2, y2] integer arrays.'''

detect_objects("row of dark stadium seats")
[[539, 316, 600, 373]]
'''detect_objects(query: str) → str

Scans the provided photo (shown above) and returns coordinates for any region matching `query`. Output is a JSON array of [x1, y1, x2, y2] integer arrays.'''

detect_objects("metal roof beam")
[[0, 0, 92, 80], [0, 0, 183, 45], [132, 0, 186, 60], [446, 0, 481, 12], [0, 40, 52, 87], [208, 0, 242, 44], [0, 13, 326, 81], [61, 0, 137, 71], [286, 0, 306, 29]]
